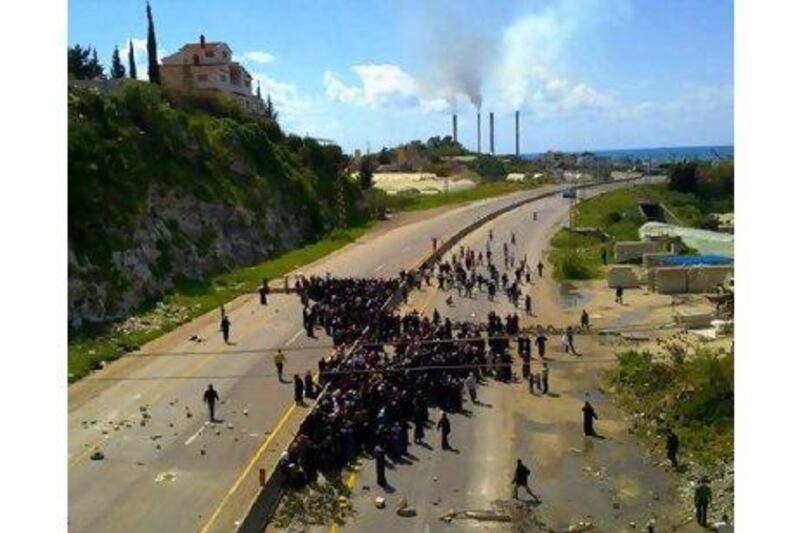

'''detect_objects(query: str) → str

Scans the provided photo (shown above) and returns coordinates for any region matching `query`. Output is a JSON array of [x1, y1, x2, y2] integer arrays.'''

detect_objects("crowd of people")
[[277, 270, 559, 489]]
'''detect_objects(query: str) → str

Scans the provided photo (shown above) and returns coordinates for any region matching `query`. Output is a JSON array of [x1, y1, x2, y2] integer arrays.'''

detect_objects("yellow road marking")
[[199, 402, 297, 533], [330, 467, 361, 533]]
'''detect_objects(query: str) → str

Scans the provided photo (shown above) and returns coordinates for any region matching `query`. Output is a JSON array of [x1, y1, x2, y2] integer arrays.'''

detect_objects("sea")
[[523, 144, 733, 163]]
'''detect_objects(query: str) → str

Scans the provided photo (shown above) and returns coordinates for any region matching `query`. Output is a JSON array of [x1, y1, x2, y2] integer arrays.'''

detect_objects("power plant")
[[489, 112, 495, 154], [448, 110, 520, 155], [476, 112, 481, 153]]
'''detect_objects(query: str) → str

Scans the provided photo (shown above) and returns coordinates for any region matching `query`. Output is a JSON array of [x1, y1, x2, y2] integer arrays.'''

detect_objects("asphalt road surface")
[[67, 180, 645, 533], [334, 179, 690, 532]]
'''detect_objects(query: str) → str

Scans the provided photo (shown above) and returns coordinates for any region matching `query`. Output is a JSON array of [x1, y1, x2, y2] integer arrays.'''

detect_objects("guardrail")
[[236, 177, 643, 532]]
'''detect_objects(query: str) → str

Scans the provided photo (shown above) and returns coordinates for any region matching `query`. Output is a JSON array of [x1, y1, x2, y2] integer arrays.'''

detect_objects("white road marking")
[[286, 329, 303, 346], [184, 422, 209, 445], [373, 263, 386, 273]]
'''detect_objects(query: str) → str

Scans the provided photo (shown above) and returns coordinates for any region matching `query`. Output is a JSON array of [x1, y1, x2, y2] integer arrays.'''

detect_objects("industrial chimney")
[[200, 34, 206, 48], [452, 114, 458, 144], [515, 110, 520, 157], [489, 112, 495, 154], [477, 112, 482, 153]]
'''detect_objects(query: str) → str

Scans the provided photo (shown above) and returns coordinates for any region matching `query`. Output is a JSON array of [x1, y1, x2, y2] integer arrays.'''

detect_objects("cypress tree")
[[127, 40, 137, 79], [146, 1, 160, 84], [110, 46, 126, 79]]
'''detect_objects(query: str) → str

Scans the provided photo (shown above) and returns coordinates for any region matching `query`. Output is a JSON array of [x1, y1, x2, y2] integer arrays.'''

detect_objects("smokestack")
[[200, 34, 206, 48], [515, 110, 520, 157], [477, 112, 481, 153], [489, 112, 495, 154], [452, 114, 458, 143]]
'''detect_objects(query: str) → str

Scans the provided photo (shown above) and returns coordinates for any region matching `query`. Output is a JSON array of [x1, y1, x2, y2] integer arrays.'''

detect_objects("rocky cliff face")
[[68, 187, 309, 328]]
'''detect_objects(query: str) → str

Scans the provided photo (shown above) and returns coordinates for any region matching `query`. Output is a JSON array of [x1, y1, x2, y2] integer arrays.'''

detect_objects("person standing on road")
[[220, 315, 231, 344], [537, 261, 544, 277], [615, 286, 624, 304], [582, 400, 598, 436], [203, 384, 219, 422], [535, 333, 548, 359], [293, 374, 304, 406], [374, 444, 387, 487], [581, 309, 590, 330], [666, 428, 680, 469], [541, 363, 550, 394], [466, 373, 478, 404], [437, 412, 452, 450], [513, 459, 537, 500], [694, 477, 712, 528], [274, 349, 287, 382], [525, 294, 533, 315], [565, 326, 576, 354]]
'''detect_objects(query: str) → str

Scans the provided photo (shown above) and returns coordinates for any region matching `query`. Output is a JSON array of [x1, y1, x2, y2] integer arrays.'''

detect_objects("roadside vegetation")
[[68, 225, 370, 381], [363, 178, 551, 218], [605, 347, 733, 468], [548, 160, 734, 280]]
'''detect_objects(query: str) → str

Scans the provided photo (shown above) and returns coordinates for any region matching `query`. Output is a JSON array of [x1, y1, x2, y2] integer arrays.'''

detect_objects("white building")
[[160, 35, 265, 115]]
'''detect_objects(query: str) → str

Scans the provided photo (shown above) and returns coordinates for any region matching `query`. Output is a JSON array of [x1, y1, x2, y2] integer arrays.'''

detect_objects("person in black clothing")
[[537, 261, 544, 277], [525, 294, 532, 315], [293, 375, 304, 406], [374, 445, 387, 486], [615, 286, 624, 304], [666, 428, 680, 469], [437, 412, 451, 450], [580, 309, 590, 330], [601, 247, 608, 265], [582, 400, 598, 436], [513, 459, 537, 500], [259, 278, 270, 305], [535, 334, 547, 359], [220, 315, 231, 344], [304, 371, 316, 399], [203, 384, 219, 422]]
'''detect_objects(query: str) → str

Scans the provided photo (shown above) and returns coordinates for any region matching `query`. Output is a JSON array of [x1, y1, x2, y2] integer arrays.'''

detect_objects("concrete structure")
[[477, 112, 481, 153], [452, 114, 458, 143], [642, 252, 676, 268], [607, 266, 641, 289], [489, 112, 495, 154], [614, 240, 664, 263], [160, 35, 265, 115], [515, 111, 520, 156], [650, 265, 734, 294]]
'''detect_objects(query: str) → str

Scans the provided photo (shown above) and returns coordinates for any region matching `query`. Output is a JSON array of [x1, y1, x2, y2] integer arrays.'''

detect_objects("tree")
[[127, 40, 138, 79], [68, 44, 91, 78], [668, 162, 699, 193], [87, 48, 105, 79], [146, 1, 160, 84], [358, 156, 375, 190], [265, 94, 278, 121], [110, 46, 126, 79], [377, 147, 391, 165], [69, 44, 104, 80]]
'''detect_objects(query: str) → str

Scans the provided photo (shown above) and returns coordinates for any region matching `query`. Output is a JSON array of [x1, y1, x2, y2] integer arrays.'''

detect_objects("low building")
[[160, 35, 265, 115]]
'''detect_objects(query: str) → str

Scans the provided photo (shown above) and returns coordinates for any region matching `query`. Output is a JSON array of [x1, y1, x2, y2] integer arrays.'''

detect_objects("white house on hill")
[[160, 35, 265, 115]]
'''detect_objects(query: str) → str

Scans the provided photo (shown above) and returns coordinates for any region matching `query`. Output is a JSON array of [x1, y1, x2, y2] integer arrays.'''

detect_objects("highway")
[[329, 177, 690, 532], [68, 182, 598, 533]]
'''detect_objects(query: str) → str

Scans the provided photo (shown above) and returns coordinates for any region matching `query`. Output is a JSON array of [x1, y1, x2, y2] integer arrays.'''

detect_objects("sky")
[[68, 0, 733, 154]]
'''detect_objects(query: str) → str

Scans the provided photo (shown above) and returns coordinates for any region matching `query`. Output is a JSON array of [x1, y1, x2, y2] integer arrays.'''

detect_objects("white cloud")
[[324, 64, 423, 110], [251, 72, 311, 119], [239, 51, 276, 64], [121, 37, 166, 81]]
